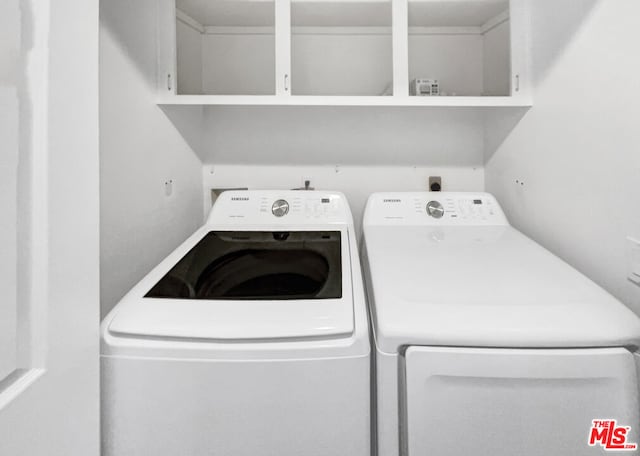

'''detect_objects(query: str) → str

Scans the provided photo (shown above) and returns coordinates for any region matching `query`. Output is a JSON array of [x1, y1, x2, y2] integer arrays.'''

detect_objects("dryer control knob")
[[426, 201, 444, 219], [272, 199, 290, 217]]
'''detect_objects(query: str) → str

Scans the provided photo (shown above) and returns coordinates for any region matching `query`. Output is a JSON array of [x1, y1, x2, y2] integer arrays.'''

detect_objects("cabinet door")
[[157, 0, 177, 95], [403, 346, 639, 456], [275, 0, 291, 96], [510, 0, 532, 98]]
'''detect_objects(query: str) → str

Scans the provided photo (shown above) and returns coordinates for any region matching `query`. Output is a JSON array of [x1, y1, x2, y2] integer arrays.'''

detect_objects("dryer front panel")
[[402, 346, 640, 456]]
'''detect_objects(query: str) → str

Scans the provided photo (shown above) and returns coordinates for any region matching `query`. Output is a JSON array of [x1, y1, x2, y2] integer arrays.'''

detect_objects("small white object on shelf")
[[410, 78, 440, 96]]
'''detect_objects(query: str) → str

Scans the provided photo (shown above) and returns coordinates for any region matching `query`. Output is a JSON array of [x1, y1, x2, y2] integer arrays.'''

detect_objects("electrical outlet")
[[164, 179, 173, 197], [627, 237, 640, 287]]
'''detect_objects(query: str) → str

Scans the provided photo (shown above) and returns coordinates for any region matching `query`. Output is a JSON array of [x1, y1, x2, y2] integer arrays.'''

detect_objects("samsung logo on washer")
[[231, 197, 249, 201], [383, 199, 402, 203]]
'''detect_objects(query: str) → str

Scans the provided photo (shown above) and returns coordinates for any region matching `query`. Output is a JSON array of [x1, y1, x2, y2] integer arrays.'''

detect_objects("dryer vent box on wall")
[[429, 176, 442, 192], [210, 188, 248, 206]]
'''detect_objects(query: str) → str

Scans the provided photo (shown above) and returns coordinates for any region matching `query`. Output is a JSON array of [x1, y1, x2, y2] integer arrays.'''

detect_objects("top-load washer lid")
[[363, 192, 640, 353], [146, 231, 342, 301], [108, 191, 357, 341], [109, 230, 353, 340]]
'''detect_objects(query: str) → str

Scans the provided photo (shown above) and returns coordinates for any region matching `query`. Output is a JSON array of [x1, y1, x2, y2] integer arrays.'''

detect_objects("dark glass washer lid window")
[[146, 231, 342, 300]]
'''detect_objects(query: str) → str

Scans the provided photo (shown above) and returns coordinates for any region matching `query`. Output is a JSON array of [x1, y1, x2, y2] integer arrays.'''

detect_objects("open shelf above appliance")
[[158, 0, 531, 107]]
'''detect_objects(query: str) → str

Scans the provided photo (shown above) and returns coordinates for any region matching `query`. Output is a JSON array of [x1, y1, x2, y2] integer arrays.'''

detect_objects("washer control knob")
[[426, 201, 444, 219], [272, 199, 290, 217]]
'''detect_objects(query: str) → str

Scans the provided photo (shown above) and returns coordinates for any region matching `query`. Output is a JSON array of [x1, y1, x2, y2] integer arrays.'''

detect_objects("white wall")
[[292, 34, 392, 96], [485, 0, 640, 313], [197, 105, 485, 225], [202, 33, 276, 95], [201, 105, 484, 165], [100, 0, 204, 317]]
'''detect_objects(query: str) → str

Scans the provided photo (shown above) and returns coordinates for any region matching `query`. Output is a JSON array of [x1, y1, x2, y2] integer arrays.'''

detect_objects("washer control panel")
[[207, 190, 350, 225], [364, 192, 508, 226]]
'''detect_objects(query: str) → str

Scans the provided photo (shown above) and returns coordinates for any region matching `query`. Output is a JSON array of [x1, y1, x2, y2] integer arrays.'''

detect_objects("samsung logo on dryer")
[[231, 197, 250, 201], [383, 199, 402, 203]]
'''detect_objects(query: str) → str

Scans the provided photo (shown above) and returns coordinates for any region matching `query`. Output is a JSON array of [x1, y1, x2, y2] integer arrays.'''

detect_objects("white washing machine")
[[362, 192, 640, 456], [101, 190, 370, 456]]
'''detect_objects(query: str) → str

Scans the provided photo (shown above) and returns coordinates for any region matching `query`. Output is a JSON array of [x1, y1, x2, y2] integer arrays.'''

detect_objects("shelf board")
[[157, 94, 532, 108]]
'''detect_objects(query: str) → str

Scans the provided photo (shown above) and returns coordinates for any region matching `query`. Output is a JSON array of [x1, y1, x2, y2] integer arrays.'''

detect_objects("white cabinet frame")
[[509, 0, 531, 98], [392, 0, 409, 97], [157, 0, 177, 95]]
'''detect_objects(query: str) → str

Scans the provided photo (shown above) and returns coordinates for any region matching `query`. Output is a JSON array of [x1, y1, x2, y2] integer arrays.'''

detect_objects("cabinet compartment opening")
[[408, 0, 511, 97], [175, 0, 276, 95], [290, 1, 393, 96]]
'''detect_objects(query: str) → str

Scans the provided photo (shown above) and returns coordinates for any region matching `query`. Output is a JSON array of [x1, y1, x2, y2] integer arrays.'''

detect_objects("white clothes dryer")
[[101, 191, 370, 456], [362, 192, 640, 456]]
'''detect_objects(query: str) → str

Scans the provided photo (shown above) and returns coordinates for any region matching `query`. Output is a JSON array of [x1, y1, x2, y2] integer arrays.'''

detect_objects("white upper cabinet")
[[157, 0, 531, 106]]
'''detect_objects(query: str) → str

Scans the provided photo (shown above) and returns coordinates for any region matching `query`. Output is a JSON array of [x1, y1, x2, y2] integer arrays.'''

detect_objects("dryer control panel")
[[364, 192, 509, 226], [207, 190, 352, 225]]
